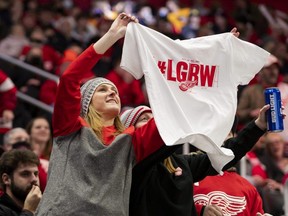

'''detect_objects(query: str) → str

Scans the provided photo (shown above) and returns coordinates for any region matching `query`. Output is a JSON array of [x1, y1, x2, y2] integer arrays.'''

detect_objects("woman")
[[26, 116, 52, 192], [26, 116, 52, 161], [35, 13, 165, 216], [120, 105, 268, 216]]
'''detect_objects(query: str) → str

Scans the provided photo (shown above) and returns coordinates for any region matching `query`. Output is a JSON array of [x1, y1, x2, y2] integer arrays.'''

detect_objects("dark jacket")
[[0, 193, 33, 216], [130, 121, 265, 216]]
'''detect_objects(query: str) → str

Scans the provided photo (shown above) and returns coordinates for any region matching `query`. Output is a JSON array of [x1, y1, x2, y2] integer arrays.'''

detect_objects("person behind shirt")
[[35, 13, 166, 216], [194, 160, 265, 215], [120, 104, 269, 216], [237, 54, 280, 129], [0, 149, 42, 216], [194, 168, 271, 216]]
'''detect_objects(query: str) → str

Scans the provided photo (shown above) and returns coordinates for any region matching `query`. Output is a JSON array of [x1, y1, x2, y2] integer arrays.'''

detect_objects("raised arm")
[[93, 13, 138, 54], [222, 105, 269, 170], [185, 105, 270, 182], [53, 13, 138, 137]]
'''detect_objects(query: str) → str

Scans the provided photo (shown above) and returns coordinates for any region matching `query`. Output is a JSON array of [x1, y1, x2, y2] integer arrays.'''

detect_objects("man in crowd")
[[0, 149, 42, 215]]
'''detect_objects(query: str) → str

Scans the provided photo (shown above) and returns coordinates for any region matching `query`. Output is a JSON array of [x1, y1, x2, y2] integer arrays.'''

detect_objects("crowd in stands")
[[0, 0, 288, 215]]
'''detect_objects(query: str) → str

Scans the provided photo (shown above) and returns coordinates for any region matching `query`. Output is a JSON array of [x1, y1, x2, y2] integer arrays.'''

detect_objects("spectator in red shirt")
[[194, 168, 265, 216], [19, 27, 62, 74], [0, 70, 17, 145]]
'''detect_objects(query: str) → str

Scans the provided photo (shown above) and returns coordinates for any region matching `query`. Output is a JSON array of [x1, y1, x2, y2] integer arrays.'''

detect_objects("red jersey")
[[194, 171, 264, 216]]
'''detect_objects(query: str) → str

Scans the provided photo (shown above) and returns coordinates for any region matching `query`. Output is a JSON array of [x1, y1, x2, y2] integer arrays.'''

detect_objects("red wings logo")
[[194, 191, 246, 216], [179, 80, 198, 91]]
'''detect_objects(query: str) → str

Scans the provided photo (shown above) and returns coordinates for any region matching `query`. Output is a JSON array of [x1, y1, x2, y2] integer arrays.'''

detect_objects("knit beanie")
[[120, 105, 152, 128], [80, 77, 117, 118]]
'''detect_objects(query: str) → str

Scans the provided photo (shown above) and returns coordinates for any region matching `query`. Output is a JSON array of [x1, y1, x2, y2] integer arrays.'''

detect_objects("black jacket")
[[0, 193, 33, 216], [130, 121, 265, 216]]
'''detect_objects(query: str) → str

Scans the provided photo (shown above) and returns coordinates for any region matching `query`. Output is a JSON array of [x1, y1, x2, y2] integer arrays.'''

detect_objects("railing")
[[239, 156, 247, 179], [16, 91, 54, 113], [0, 53, 59, 114]]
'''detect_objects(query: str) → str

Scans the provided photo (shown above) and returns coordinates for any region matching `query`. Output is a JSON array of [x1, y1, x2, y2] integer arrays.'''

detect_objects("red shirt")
[[0, 70, 17, 134], [20, 45, 62, 73], [246, 151, 268, 179], [194, 171, 264, 216]]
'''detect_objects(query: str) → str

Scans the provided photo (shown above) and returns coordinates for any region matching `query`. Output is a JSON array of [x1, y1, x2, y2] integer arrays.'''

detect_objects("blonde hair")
[[85, 105, 125, 143], [163, 157, 177, 174]]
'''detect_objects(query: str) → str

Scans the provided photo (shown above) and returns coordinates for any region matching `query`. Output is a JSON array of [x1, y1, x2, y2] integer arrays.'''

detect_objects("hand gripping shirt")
[[121, 23, 270, 172]]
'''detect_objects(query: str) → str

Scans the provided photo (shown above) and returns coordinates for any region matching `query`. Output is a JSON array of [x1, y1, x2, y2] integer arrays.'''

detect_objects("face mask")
[[26, 56, 43, 68]]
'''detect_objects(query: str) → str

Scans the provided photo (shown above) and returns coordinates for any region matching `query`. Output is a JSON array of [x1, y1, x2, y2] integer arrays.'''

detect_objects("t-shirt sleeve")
[[120, 23, 144, 80], [229, 34, 270, 85]]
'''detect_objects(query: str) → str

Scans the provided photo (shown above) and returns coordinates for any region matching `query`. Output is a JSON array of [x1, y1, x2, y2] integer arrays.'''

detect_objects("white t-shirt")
[[121, 23, 270, 172]]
